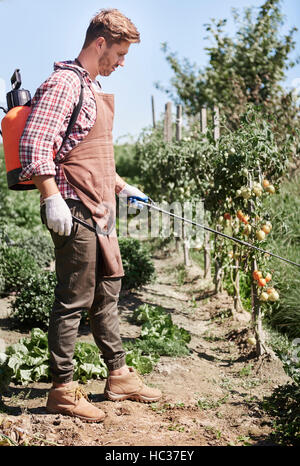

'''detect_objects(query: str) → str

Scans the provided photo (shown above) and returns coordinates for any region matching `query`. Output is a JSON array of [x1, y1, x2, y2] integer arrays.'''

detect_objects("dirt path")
[[0, 252, 290, 447]]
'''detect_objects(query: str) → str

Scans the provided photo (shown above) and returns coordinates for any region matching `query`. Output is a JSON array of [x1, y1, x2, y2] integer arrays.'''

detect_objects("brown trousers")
[[41, 199, 126, 383]]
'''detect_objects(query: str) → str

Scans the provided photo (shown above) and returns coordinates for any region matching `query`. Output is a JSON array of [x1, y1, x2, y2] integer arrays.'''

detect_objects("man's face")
[[98, 40, 130, 76]]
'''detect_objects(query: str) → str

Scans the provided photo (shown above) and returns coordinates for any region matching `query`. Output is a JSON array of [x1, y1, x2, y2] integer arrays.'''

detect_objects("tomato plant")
[[134, 104, 295, 356]]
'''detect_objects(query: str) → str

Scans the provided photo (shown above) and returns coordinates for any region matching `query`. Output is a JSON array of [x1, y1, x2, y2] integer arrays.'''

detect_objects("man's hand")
[[118, 183, 148, 209], [44, 193, 73, 236]]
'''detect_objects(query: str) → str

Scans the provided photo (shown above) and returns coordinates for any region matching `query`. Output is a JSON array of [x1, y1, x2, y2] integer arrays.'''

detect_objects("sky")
[[0, 0, 299, 142]]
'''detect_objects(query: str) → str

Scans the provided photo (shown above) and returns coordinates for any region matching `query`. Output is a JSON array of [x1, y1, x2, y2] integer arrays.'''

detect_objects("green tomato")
[[256, 230, 266, 241], [268, 291, 279, 302], [247, 337, 256, 346], [253, 186, 263, 197], [241, 187, 252, 199], [260, 292, 269, 302]]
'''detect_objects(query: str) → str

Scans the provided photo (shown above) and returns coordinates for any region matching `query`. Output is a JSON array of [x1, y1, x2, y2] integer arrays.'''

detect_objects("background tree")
[[156, 0, 299, 158]]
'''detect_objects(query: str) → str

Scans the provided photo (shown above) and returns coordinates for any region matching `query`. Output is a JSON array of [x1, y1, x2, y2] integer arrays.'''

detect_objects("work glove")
[[118, 183, 149, 209], [44, 192, 73, 236]]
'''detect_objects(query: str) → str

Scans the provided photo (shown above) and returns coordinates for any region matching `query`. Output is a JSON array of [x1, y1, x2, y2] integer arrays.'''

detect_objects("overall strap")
[[54, 67, 84, 161]]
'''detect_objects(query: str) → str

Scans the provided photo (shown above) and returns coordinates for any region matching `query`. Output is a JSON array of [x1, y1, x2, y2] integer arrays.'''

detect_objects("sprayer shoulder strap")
[[54, 68, 84, 162]]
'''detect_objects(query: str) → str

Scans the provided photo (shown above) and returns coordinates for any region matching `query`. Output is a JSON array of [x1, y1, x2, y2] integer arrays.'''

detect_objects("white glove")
[[118, 183, 148, 209], [44, 192, 73, 236]]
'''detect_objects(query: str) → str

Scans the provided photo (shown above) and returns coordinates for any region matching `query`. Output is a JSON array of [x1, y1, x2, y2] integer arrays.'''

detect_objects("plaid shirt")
[[19, 60, 125, 201]]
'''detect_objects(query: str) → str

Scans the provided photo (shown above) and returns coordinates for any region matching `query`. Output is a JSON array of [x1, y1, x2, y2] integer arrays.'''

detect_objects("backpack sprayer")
[[1, 68, 84, 190], [1, 69, 33, 190], [1, 71, 299, 269]]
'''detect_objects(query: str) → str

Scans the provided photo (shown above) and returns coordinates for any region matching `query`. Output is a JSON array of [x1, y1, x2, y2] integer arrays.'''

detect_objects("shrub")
[[274, 338, 300, 387], [11, 271, 57, 329], [114, 143, 141, 184], [20, 233, 54, 268], [262, 330, 300, 445], [0, 245, 40, 296], [119, 237, 156, 290], [0, 223, 54, 297], [262, 383, 300, 446]]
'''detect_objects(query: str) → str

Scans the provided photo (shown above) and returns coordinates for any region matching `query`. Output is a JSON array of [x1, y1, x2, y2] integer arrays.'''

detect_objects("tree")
[[156, 0, 299, 156]]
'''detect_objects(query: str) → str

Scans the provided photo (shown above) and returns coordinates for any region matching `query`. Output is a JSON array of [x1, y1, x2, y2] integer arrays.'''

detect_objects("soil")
[[0, 250, 291, 447]]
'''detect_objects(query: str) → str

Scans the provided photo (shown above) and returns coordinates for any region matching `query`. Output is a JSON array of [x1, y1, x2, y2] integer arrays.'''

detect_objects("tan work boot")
[[104, 367, 162, 403], [46, 382, 105, 422]]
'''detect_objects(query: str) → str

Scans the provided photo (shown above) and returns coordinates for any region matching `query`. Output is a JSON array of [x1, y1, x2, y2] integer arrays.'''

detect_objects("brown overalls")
[[41, 87, 127, 383]]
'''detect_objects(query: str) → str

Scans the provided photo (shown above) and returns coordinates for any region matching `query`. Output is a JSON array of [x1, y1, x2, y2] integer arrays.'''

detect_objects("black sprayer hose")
[[0, 106, 8, 137], [72, 215, 98, 233]]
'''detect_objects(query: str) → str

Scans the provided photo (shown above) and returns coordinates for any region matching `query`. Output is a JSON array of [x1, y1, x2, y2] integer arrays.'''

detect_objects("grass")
[[175, 263, 187, 285], [238, 363, 253, 377], [262, 175, 300, 339], [196, 394, 229, 410]]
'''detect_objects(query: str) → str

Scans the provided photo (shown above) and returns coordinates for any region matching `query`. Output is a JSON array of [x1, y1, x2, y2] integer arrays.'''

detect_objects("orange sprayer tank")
[[1, 68, 35, 190], [1, 105, 35, 190]]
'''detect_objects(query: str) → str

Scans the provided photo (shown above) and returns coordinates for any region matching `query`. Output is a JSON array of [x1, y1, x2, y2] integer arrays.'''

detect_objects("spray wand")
[[71, 197, 300, 269]]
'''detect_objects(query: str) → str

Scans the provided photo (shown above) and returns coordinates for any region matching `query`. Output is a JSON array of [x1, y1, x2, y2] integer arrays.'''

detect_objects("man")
[[19, 8, 162, 423]]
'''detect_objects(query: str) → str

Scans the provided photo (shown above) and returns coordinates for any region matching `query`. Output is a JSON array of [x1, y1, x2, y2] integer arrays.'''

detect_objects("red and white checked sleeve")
[[19, 71, 80, 180]]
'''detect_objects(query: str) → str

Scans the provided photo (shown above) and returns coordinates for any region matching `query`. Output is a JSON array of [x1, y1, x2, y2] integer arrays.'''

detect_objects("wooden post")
[[176, 104, 182, 141], [175, 104, 181, 253], [248, 173, 265, 356], [164, 102, 172, 142], [251, 257, 266, 356], [214, 235, 223, 294], [201, 107, 211, 279], [213, 105, 220, 140], [175, 104, 190, 267], [213, 105, 223, 292], [151, 95, 156, 129], [232, 249, 243, 312], [200, 107, 207, 134], [203, 210, 211, 279]]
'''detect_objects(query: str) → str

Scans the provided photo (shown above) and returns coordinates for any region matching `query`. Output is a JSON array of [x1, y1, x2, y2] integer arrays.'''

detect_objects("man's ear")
[[95, 36, 106, 50]]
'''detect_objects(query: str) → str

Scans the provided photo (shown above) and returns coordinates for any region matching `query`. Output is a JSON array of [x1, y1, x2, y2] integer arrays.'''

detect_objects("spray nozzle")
[[11, 69, 22, 90], [6, 68, 31, 111]]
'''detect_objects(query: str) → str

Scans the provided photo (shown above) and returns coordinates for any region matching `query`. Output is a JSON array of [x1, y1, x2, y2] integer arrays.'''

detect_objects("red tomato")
[[262, 225, 271, 234], [258, 278, 267, 287], [253, 270, 262, 281], [265, 273, 272, 283]]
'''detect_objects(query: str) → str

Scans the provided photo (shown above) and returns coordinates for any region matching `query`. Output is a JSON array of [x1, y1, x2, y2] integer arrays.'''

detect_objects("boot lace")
[[67, 386, 88, 402], [132, 371, 145, 390]]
